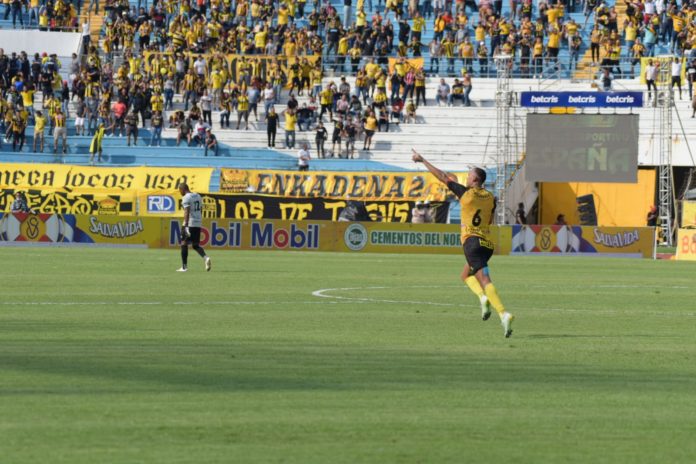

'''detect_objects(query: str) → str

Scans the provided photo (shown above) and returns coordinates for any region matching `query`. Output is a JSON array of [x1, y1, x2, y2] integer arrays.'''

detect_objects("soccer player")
[[177, 183, 211, 273], [412, 150, 514, 337]]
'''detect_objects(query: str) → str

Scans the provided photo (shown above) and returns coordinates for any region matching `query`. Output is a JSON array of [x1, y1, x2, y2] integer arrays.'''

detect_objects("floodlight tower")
[[656, 56, 674, 245], [494, 54, 513, 225]]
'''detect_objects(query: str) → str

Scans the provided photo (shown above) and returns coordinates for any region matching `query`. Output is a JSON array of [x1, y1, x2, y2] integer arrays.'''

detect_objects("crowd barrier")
[[0, 213, 657, 258]]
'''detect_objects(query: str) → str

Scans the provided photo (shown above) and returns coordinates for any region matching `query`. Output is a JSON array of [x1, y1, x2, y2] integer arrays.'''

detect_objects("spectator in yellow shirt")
[[33, 110, 46, 153], [363, 111, 378, 151], [283, 108, 297, 148]]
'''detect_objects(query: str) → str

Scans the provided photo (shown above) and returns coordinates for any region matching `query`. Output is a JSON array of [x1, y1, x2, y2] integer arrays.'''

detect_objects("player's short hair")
[[178, 182, 189, 191], [472, 167, 487, 184]]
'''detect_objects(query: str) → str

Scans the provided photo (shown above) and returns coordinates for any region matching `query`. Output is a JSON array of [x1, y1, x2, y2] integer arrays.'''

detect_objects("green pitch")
[[1, 247, 695, 464]]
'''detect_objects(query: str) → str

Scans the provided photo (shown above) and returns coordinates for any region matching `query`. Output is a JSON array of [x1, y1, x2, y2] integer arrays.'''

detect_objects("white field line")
[[0, 301, 360, 307], [311, 287, 696, 317]]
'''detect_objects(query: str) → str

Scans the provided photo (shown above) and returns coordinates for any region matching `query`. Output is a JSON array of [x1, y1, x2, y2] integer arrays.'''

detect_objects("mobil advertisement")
[[165, 219, 328, 251], [511, 225, 655, 258], [0, 213, 162, 247], [162, 220, 511, 255]]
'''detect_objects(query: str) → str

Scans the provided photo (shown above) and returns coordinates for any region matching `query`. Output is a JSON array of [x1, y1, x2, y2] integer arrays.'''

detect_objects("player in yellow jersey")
[[411, 149, 514, 337]]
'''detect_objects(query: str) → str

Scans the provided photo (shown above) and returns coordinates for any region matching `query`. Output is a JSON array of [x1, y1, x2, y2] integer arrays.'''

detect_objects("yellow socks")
[[484, 283, 506, 317], [464, 276, 485, 298]]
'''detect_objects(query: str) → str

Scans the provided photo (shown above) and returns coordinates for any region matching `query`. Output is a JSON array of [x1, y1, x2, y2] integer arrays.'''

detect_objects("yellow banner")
[[388, 57, 425, 75], [511, 225, 655, 258], [0, 163, 213, 194], [219, 169, 464, 201], [143, 51, 320, 87], [1, 189, 135, 216], [73, 215, 164, 246], [0, 213, 655, 258], [676, 228, 696, 260], [640, 57, 686, 85], [0, 213, 162, 246], [681, 201, 696, 228], [160, 218, 510, 255]]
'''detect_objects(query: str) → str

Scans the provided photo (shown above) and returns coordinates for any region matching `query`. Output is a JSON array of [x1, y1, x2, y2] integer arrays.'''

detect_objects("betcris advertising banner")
[[520, 91, 643, 108], [0, 213, 161, 247], [511, 225, 655, 258]]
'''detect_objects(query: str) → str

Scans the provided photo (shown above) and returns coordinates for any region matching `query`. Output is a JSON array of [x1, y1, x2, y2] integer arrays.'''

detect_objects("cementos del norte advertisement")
[[0, 213, 657, 257]]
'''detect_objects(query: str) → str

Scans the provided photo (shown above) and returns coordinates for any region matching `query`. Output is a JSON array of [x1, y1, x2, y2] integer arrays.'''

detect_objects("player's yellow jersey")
[[448, 181, 495, 243]]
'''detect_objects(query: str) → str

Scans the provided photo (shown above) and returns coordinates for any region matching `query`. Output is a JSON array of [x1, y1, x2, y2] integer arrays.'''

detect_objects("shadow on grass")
[[1, 339, 693, 396]]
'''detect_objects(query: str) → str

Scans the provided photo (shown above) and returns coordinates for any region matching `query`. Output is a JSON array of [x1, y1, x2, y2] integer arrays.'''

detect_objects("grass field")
[[1, 247, 695, 463]]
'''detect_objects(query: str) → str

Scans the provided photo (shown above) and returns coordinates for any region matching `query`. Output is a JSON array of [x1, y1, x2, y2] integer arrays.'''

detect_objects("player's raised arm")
[[411, 149, 450, 185]]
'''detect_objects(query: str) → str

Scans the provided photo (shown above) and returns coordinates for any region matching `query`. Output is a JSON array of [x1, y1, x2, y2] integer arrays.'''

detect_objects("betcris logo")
[[147, 195, 176, 213], [251, 223, 319, 249], [169, 221, 242, 247]]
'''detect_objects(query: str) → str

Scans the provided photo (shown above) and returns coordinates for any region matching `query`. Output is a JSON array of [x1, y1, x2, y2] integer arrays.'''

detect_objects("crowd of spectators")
[[3, 0, 696, 158], [1, 0, 87, 30]]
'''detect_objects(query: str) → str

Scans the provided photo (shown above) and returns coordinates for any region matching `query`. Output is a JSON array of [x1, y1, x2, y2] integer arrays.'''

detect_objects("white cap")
[[415, 201, 423, 206]]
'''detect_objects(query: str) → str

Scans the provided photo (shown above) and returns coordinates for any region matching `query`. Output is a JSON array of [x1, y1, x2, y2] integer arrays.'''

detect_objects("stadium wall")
[[539, 168, 657, 227], [0, 30, 81, 57], [0, 213, 656, 258]]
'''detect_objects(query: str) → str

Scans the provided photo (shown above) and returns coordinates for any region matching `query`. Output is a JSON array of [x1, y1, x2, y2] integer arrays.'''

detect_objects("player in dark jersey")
[[412, 149, 514, 337]]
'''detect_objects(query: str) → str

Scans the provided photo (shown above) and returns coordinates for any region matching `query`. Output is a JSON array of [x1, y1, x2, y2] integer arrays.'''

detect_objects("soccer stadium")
[[2, 0, 696, 461]]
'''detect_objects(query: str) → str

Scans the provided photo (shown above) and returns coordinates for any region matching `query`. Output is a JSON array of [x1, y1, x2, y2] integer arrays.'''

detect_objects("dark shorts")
[[182, 226, 201, 247], [463, 236, 494, 274]]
